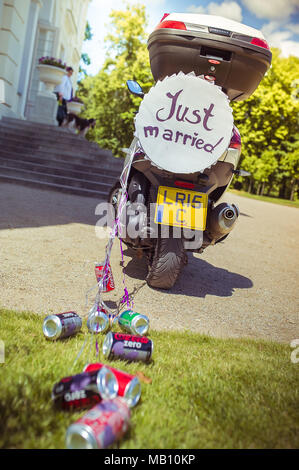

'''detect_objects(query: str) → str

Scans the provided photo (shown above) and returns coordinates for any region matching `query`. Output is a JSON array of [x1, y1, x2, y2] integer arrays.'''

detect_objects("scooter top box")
[[148, 13, 272, 101]]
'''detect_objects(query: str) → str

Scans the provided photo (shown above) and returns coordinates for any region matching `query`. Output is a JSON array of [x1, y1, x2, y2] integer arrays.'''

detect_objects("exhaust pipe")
[[206, 202, 239, 242]]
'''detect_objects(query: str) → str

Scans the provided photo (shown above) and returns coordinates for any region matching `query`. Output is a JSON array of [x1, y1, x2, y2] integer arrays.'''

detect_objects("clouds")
[[240, 0, 299, 57], [187, 1, 243, 22], [261, 21, 299, 58], [186, 0, 299, 58], [240, 0, 299, 21]]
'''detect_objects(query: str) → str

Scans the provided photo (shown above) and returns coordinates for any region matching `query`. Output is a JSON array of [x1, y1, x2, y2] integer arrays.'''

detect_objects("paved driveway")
[[0, 183, 298, 343]]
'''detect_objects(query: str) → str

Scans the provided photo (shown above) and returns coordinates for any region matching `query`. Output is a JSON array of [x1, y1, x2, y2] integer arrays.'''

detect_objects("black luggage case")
[[147, 25, 272, 101]]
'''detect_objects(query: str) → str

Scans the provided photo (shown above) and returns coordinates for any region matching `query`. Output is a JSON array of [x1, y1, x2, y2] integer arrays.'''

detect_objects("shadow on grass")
[[122, 248, 253, 299]]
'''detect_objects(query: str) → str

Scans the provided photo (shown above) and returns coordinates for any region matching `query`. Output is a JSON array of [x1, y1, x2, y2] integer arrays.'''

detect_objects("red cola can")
[[103, 331, 153, 363], [65, 397, 130, 449], [83, 363, 141, 408], [52, 368, 118, 411], [95, 262, 115, 292]]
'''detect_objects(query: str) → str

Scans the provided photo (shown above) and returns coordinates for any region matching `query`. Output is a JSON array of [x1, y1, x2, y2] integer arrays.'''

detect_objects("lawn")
[[0, 308, 298, 449], [228, 189, 299, 208]]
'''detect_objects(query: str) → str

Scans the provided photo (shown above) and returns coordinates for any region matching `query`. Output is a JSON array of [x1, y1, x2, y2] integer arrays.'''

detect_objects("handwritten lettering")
[[143, 125, 224, 154], [155, 89, 215, 131]]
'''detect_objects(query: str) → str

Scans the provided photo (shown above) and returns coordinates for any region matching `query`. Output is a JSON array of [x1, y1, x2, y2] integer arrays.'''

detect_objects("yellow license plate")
[[154, 186, 208, 231]]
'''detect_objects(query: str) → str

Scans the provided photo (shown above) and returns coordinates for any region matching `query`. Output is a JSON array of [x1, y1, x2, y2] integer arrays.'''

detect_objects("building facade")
[[0, 0, 90, 121]]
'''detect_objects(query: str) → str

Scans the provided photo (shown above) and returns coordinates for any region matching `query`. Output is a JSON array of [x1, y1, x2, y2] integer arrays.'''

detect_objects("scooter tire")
[[146, 237, 185, 290]]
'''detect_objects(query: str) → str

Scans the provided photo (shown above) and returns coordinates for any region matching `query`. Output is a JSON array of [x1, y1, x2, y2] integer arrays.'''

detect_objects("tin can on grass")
[[43, 311, 82, 341], [118, 310, 149, 336], [83, 362, 141, 408], [65, 397, 130, 449], [52, 368, 118, 411], [95, 262, 115, 293], [103, 331, 153, 363], [87, 308, 110, 334]]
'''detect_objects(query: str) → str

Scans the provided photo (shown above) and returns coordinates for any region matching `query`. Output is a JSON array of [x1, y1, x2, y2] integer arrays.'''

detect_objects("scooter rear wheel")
[[146, 236, 185, 289]]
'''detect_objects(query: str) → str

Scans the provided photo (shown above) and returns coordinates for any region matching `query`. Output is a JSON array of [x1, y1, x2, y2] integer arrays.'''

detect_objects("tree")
[[78, 21, 93, 81], [78, 3, 153, 156], [231, 49, 299, 199]]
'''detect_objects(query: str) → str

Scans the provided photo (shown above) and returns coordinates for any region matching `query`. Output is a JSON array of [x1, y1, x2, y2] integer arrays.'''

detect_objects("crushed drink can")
[[83, 363, 141, 408], [52, 368, 118, 411], [87, 308, 110, 334], [95, 262, 115, 292], [118, 310, 149, 336], [65, 397, 130, 449], [43, 312, 82, 341], [103, 331, 153, 363]]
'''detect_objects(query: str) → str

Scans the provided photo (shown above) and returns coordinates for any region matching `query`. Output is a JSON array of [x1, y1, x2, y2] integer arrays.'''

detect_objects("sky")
[[82, 0, 299, 76]]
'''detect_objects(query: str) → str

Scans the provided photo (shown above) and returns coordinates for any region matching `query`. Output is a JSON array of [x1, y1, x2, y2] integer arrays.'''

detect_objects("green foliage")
[[231, 49, 299, 199], [0, 308, 298, 449], [79, 21, 93, 81], [78, 3, 153, 156], [84, 21, 93, 41]]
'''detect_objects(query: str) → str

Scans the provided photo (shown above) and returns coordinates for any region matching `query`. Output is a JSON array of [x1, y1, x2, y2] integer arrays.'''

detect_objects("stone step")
[[2, 117, 101, 141], [0, 165, 113, 192], [1, 117, 76, 133], [0, 116, 123, 198], [0, 144, 123, 171], [0, 124, 103, 149], [0, 157, 118, 184], [0, 130, 116, 159], [2, 116, 68, 130], [0, 174, 107, 199], [0, 151, 121, 178]]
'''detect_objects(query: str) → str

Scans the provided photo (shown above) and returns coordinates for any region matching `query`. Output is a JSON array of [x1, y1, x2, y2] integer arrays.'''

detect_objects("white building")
[[0, 0, 90, 122]]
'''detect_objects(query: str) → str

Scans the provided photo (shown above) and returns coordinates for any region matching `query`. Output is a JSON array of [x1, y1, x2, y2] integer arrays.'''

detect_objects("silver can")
[[83, 363, 141, 408], [65, 397, 130, 449], [87, 309, 110, 334], [43, 312, 82, 341], [117, 310, 149, 336]]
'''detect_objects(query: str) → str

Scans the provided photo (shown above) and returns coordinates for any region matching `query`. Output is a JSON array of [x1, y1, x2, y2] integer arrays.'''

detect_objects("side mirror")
[[233, 169, 251, 177], [127, 80, 144, 98]]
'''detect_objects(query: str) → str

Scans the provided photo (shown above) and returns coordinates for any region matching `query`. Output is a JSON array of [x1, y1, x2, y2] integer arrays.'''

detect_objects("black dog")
[[62, 113, 96, 137]]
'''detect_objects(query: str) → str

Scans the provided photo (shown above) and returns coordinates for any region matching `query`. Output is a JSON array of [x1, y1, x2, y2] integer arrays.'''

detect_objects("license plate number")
[[154, 186, 208, 231]]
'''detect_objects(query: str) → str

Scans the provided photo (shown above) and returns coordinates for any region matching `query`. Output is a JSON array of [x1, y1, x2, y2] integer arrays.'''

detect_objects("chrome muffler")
[[206, 202, 239, 242]]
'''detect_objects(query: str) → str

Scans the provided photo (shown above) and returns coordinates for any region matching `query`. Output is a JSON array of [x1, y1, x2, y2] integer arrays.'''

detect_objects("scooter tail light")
[[174, 180, 195, 189], [155, 20, 187, 31], [229, 142, 242, 151], [229, 127, 242, 151], [250, 37, 270, 50]]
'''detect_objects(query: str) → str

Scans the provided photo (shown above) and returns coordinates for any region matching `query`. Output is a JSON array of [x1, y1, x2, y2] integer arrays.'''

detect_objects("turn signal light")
[[250, 37, 270, 50], [156, 20, 187, 31]]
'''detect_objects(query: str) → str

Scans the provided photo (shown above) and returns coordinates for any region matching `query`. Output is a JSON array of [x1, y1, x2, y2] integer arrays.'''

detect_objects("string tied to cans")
[[72, 140, 139, 367]]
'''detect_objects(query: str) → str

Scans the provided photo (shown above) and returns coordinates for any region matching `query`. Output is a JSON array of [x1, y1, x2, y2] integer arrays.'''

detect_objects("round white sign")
[[134, 72, 234, 174]]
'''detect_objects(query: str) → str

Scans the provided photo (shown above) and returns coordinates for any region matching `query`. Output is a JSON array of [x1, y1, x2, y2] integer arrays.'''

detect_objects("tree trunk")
[[260, 182, 265, 196], [290, 180, 298, 201], [279, 177, 287, 199], [256, 183, 261, 195], [248, 179, 253, 194]]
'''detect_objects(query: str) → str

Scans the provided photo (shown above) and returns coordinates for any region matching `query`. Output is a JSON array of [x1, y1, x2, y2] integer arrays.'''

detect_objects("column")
[[17, 0, 43, 118]]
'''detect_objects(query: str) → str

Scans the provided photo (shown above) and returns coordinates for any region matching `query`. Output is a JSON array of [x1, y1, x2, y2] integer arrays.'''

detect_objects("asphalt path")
[[0, 183, 298, 343]]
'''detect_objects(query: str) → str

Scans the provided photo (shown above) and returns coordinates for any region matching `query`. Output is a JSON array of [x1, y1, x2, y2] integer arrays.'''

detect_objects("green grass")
[[0, 308, 298, 449], [229, 189, 299, 208]]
